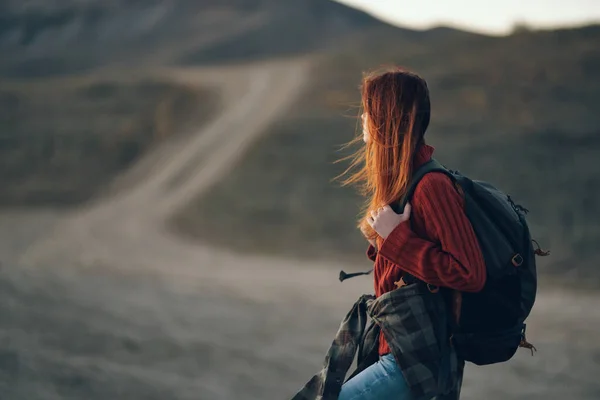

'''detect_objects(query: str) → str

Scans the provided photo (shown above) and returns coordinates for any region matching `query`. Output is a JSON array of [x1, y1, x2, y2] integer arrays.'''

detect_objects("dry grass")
[[0, 78, 217, 206]]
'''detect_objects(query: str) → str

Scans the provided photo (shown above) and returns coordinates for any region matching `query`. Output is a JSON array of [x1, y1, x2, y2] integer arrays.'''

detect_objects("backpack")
[[339, 158, 549, 366]]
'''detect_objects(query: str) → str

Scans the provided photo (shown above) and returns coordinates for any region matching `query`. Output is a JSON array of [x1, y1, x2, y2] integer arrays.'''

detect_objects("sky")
[[335, 0, 600, 35]]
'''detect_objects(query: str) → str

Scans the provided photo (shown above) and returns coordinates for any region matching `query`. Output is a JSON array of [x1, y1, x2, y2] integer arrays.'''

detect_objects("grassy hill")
[[0, 0, 388, 77], [0, 79, 216, 206], [172, 24, 600, 285]]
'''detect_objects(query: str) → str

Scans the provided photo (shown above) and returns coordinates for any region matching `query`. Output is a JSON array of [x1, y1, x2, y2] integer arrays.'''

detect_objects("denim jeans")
[[338, 354, 413, 400]]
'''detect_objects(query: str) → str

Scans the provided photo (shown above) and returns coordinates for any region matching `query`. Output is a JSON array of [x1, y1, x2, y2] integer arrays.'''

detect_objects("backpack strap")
[[393, 158, 455, 287], [392, 158, 454, 213]]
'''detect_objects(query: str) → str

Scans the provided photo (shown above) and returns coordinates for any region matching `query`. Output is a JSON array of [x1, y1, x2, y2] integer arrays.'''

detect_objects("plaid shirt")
[[291, 283, 463, 400]]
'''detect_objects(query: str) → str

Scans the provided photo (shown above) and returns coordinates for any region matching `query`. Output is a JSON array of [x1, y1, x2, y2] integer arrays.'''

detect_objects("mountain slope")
[[0, 0, 407, 77]]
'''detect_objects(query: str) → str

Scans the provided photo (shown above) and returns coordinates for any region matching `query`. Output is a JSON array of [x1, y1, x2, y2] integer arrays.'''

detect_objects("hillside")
[[173, 23, 600, 285], [0, 78, 216, 206], [0, 0, 390, 77], [0, 0, 399, 204], [2, 0, 599, 284]]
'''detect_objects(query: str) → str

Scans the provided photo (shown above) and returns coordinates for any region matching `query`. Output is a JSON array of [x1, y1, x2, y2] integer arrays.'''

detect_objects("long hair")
[[338, 67, 431, 241]]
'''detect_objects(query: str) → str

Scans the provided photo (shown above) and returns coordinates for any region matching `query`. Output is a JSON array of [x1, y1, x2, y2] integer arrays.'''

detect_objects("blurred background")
[[1, 1, 599, 399]]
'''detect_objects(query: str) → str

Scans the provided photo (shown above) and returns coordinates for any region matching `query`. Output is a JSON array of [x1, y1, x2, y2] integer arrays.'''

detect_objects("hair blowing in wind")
[[338, 68, 431, 241]]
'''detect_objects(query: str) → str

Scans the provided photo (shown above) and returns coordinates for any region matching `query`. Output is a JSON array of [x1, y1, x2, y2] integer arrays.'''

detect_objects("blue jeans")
[[338, 354, 413, 400]]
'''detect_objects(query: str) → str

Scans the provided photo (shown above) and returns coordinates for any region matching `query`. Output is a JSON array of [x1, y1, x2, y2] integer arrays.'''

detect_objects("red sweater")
[[367, 144, 486, 356]]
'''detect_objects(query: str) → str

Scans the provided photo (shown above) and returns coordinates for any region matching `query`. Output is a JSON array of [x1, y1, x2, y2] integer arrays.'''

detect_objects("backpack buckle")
[[427, 283, 440, 293], [511, 253, 524, 267]]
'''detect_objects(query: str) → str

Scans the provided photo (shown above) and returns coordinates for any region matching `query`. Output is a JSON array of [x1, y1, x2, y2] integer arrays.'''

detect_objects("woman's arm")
[[377, 173, 486, 292]]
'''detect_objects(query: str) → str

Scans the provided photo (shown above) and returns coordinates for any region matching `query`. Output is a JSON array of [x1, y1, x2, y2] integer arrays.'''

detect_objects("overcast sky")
[[335, 0, 600, 34]]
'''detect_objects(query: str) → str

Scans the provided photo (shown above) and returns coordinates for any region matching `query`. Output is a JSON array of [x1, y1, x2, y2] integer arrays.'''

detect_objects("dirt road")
[[3, 58, 600, 400]]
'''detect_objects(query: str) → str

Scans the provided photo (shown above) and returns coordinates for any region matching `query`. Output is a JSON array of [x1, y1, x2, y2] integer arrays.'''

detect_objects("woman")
[[337, 68, 486, 399]]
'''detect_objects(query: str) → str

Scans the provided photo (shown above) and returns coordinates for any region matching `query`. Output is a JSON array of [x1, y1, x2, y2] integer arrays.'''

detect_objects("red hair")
[[339, 67, 431, 240]]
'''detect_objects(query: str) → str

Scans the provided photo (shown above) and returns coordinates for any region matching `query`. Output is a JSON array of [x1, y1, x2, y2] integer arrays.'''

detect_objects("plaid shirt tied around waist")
[[291, 283, 462, 400]]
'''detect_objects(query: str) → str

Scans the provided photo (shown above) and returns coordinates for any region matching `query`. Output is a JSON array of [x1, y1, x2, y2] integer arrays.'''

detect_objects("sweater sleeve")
[[378, 172, 486, 292], [366, 244, 378, 261]]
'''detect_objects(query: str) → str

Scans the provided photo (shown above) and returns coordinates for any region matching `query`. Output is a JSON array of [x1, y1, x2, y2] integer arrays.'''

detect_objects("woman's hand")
[[367, 203, 411, 239]]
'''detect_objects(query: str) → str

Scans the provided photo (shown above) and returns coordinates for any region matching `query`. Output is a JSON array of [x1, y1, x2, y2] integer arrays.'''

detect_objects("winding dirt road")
[[4, 58, 600, 400]]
